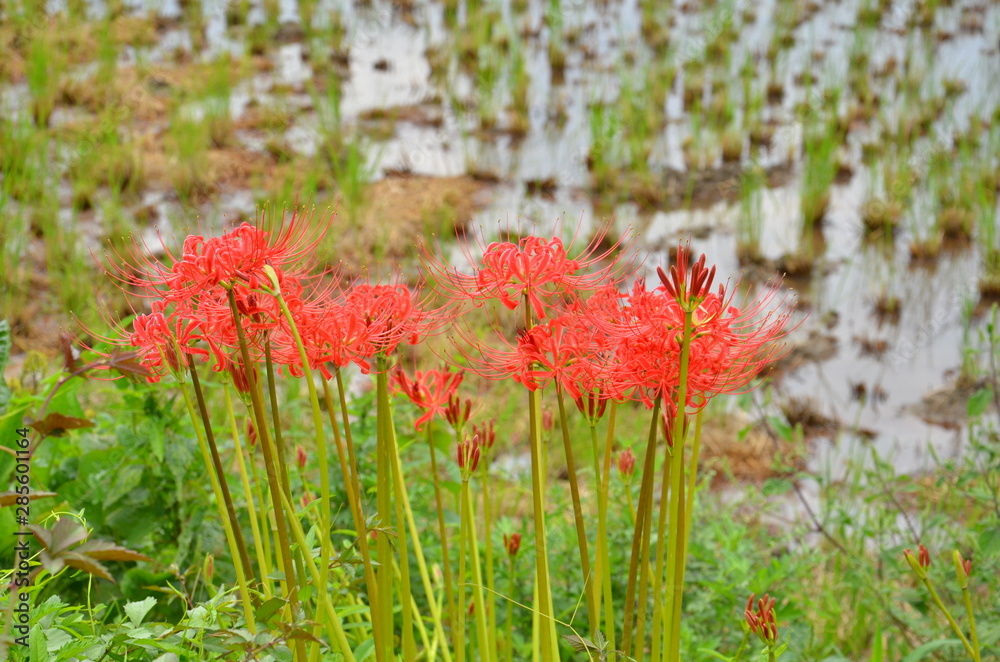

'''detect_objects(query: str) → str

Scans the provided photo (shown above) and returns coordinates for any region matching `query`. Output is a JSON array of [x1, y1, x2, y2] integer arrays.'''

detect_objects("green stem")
[[179, 378, 257, 634], [622, 397, 662, 656], [333, 368, 380, 630], [666, 309, 694, 662], [961, 584, 981, 662], [321, 378, 379, 617], [429, 424, 458, 653], [482, 447, 499, 659], [226, 288, 306, 662], [275, 483, 358, 662], [392, 435, 454, 662], [599, 403, 617, 652], [523, 295, 558, 662], [529, 385, 558, 661], [269, 294, 335, 644], [649, 418, 673, 659], [186, 359, 257, 600], [375, 360, 395, 662], [507, 557, 517, 662], [391, 432, 417, 660], [458, 474, 469, 662], [923, 578, 977, 661], [555, 386, 598, 637], [464, 476, 493, 662], [224, 385, 273, 600]]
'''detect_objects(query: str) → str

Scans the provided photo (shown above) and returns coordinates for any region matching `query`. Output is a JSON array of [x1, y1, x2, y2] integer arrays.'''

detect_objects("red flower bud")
[[919, 543, 931, 568], [617, 448, 635, 477], [457, 434, 481, 474], [542, 410, 554, 432], [245, 418, 258, 447], [504, 532, 522, 558], [296, 444, 308, 471]]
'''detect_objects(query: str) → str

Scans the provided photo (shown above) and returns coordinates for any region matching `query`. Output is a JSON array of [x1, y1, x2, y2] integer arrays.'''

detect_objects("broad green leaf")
[[29, 625, 49, 662], [967, 388, 993, 419], [900, 639, 963, 662], [124, 596, 157, 627], [354, 638, 376, 661], [254, 597, 286, 623], [979, 526, 1000, 556]]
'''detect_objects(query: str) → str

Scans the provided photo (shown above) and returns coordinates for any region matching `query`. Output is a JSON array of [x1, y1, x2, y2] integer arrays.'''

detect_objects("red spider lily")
[[343, 281, 446, 361], [102, 211, 326, 305], [422, 223, 638, 321], [594, 274, 792, 411], [453, 306, 617, 401], [124, 309, 214, 382], [392, 366, 465, 430]]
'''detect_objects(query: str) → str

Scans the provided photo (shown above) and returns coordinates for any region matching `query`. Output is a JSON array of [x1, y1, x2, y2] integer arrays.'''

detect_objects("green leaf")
[[354, 638, 376, 661], [124, 596, 157, 627], [870, 622, 883, 662], [978, 526, 1000, 556], [254, 597, 286, 624], [900, 639, 963, 662], [101, 463, 144, 509], [967, 388, 993, 419], [29, 625, 49, 662]]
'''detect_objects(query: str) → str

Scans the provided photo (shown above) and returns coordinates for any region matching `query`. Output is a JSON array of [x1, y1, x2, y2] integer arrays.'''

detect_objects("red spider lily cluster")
[[105, 216, 790, 429], [99, 215, 439, 384], [425, 236, 791, 422]]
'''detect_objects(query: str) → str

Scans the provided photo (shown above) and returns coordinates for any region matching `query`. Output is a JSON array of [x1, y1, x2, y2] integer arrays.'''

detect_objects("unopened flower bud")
[[296, 444, 308, 471], [904, 548, 928, 580], [952, 550, 970, 589], [618, 448, 636, 477], [457, 434, 481, 476], [473, 420, 496, 449], [504, 532, 522, 559], [245, 418, 258, 447], [542, 409, 554, 432], [203, 553, 215, 584]]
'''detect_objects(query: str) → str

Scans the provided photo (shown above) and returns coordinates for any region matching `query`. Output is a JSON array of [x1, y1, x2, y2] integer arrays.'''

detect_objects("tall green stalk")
[[226, 288, 306, 662], [320, 377, 380, 628], [179, 377, 256, 633], [599, 403, 617, 652], [375, 358, 396, 662], [265, 275, 336, 630], [555, 386, 598, 636], [481, 445, 499, 659], [429, 424, 458, 651], [185, 359, 257, 603], [224, 386, 273, 599], [664, 309, 694, 662], [622, 397, 662, 656]]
